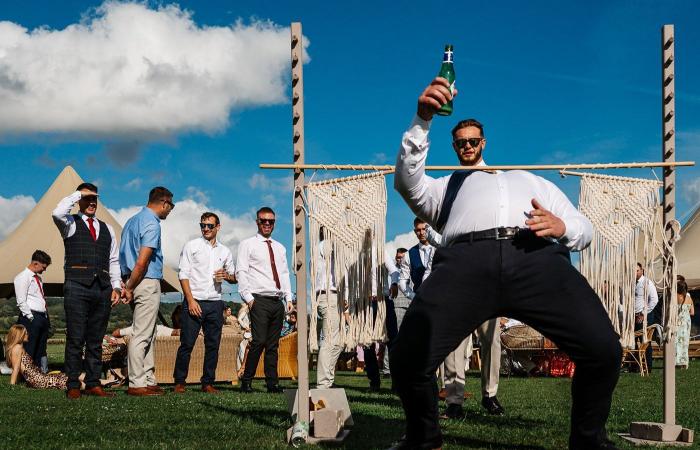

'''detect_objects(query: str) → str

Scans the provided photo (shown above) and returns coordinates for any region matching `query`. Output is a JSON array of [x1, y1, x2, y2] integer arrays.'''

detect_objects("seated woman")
[[5, 324, 69, 390]]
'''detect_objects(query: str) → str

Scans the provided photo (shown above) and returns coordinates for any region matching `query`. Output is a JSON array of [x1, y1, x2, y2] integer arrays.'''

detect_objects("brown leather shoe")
[[201, 384, 220, 394], [84, 386, 116, 397], [66, 388, 81, 400], [127, 387, 164, 396], [146, 385, 165, 394], [173, 384, 186, 394]]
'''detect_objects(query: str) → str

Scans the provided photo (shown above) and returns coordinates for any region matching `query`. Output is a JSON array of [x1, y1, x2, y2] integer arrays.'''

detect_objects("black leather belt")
[[453, 227, 533, 244], [317, 290, 338, 296]]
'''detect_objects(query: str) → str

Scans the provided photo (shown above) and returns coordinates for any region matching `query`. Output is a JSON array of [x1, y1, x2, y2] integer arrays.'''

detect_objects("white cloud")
[[0, 1, 310, 137], [385, 230, 417, 261], [683, 177, 700, 206], [248, 173, 293, 192], [0, 194, 36, 240], [123, 178, 142, 190], [109, 198, 256, 270]]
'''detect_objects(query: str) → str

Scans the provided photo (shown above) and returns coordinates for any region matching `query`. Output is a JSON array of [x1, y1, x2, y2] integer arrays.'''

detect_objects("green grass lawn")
[[0, 345, 697, 449]]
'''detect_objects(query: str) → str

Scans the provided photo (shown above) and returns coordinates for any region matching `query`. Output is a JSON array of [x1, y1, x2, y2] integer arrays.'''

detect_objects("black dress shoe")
[[385, 436, 441, 450], [440, 403, 464, 420], [369, 381, 381, 392], [481, 396, 505, 415], [240, 381, 253, 393], [266, 384, 284, 393]]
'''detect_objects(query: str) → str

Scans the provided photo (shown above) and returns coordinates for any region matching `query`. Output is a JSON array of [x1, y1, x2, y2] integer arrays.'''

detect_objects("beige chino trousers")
[[127, 278, 161, 388]]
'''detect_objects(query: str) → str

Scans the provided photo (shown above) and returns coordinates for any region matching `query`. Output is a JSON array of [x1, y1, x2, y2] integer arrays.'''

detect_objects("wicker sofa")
[[153, 331, 298, 384], [154, 333, 242, 384]]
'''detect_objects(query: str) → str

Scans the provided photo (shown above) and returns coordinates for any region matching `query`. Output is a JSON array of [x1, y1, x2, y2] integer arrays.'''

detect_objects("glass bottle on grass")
[[436, 44, 455, 116]]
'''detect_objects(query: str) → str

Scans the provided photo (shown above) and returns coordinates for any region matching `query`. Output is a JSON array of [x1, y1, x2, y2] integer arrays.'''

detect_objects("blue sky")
[[1, 1, 699, 296]]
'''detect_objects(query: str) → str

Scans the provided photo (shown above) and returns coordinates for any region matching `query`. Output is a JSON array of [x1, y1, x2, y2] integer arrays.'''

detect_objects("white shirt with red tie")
[[235, 233, 292, 305], [14, 267, 46, 320], [51, 191, 121, 290]]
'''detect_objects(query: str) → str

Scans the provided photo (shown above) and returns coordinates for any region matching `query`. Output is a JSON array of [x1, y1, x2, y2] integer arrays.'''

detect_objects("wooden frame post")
[[661, 24, 677, 428], [291, 21, 310, 437]]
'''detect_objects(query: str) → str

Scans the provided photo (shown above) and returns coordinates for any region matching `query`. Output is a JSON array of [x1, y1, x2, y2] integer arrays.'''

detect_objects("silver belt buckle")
[[495, 227, 515, 240]]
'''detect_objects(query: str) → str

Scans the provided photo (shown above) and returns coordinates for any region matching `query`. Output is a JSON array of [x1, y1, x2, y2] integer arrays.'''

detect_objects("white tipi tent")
[[677, 206, 700, 290], [0, 166, 181, 298]]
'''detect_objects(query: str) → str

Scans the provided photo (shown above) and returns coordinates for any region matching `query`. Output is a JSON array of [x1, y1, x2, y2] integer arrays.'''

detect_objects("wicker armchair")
[[253, 331, 298, 380], [154, 333, 243, 384], [621, 326, 656, 376]]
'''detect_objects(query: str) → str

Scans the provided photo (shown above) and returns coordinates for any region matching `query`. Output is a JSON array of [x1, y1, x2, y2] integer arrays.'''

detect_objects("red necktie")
[[34, 274, 46, 309], [87, 217, 97, 241], [265, 240, 281, 290]]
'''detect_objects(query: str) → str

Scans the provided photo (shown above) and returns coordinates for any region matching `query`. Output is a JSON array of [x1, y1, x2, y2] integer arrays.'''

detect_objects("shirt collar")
[[79, 213, 95, 222], [200, 236, 219, 248], [24, 267, 35, 277], [256, 233, 272, 242], [142, 206, 161, 222]]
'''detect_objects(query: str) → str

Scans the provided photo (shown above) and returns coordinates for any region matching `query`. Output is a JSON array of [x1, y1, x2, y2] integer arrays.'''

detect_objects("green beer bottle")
[[436, 44, 455, 116]]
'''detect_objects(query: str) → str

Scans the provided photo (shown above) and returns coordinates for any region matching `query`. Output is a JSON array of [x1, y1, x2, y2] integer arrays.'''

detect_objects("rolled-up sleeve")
[[394, 115, 448, 227], [541, 178, 593, 251], [178, 241, 192, 281]]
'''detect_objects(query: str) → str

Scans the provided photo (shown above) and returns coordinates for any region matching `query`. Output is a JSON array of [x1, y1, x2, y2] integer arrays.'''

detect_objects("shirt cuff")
[[410, 114, 431, 135], [559, 219, 579, 246], [111, 281, 121, 290], [242, 293, 255, 303], [71, 191, 82, 201]]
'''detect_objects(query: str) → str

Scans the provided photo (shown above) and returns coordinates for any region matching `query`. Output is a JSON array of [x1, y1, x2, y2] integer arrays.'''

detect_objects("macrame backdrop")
[[577, 172, 678, 349], [306, 172, 388, 352]]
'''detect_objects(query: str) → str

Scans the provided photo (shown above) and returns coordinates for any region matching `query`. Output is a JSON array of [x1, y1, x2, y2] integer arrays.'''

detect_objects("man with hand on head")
[[52, 183, 122, 399], [119, 186, 174, 397], [389, 77, 621, 450], [236, 207, 293, 394], [173, 212, 236, 394]]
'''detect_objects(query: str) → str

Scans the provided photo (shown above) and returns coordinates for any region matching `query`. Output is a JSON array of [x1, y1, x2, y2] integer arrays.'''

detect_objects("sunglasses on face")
[[453, 138, 483, 149], [82, 195, 98, 203], [200, 223, 216, 230], [163, 199, 175, 209], [258, 218, 276, 225]]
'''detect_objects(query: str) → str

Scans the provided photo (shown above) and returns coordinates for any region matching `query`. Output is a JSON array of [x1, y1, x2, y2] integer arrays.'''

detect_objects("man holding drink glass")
[[173, 212, 236, 393]]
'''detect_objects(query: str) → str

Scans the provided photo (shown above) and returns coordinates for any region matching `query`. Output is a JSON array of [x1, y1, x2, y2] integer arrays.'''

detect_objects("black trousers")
[[390, 236, 622, 450], [18, 311, 50, 367], [64, 279, 112, 390], [242, 295, 285, 386], [363, 299, 381, 386], [174, 300, 224, 385]]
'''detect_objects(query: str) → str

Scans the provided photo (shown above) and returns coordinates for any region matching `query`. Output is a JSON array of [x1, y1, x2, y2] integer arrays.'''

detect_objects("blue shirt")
[[119, 207, 163, 279]]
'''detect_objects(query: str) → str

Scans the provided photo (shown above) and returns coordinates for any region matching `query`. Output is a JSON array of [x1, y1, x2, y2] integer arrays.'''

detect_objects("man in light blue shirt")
[[119, 186, 174, 396]]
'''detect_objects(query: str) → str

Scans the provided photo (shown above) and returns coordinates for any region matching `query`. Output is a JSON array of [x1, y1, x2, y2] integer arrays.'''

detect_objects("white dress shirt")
[[398, 242, 435, 299], [315, 240, 337, 293], [394, 115, 593, 251], [14, 268, 46, 319], [634, 275, 659, 315], [178, 237, 235, 301], [52, 191, 121, 290], [236, 233, 292, 304]]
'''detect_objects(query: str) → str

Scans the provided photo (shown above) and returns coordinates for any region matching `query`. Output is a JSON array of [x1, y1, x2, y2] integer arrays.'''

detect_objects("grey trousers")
[[383, 293, 410, 375], [316, 291, 343, 388], [443, 318, 501, 405], [127, 278, 161, 388]]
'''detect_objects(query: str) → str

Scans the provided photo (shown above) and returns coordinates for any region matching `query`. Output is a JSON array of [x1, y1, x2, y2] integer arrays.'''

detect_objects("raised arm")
[[51, 191, 81, 237]]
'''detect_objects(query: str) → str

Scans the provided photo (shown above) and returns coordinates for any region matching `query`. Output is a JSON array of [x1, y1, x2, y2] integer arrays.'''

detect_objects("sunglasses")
[[258, 218, 276, 225], [163, 199, 175, 209], [200, 223, 217, 230], [82, 195, 98, 203], [453, 138, 483, 149]]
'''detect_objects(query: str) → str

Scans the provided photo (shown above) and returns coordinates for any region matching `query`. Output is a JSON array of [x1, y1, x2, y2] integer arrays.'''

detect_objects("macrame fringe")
[[306, 172, 388, 352]]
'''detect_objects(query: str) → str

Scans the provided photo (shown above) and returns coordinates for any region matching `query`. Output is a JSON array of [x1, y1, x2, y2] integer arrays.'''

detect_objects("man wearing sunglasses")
[[52, 183, 123, 399], [389, 77, 621, 450], [173, 212, 236, 394], [119, 186, 174, 396], [236, 207, 293, 393]]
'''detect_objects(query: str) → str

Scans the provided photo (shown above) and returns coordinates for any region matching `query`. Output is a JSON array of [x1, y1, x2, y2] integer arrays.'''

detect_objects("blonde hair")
[[4, 324, 28, 367]]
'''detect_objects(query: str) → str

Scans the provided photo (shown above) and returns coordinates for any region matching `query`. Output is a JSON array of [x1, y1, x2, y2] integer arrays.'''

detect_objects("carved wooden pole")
[[291, 22, 310, 434], [661, 23, 676, 427]]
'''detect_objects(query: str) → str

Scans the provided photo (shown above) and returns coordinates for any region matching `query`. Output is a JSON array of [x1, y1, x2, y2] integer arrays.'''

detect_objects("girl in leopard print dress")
[[5, 324, 68, 389]]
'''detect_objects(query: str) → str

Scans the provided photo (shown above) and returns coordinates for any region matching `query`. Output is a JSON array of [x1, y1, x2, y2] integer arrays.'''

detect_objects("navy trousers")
[[174, 300, 224, 385], [390, 236, 622, 450], [63, 279, 112, 390], [18, 311, 50, 368]]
